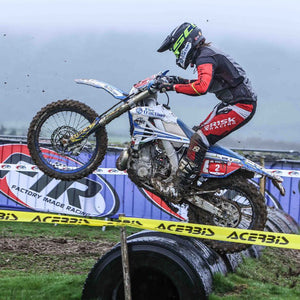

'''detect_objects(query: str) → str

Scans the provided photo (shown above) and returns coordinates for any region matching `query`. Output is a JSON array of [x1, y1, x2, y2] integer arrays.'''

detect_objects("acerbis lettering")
[[31, 215, 90, 225], [227, 231, 289, 245], [117, 219, 143, 226], [157, 223, 214, 236], [0, 212, 18, 221]]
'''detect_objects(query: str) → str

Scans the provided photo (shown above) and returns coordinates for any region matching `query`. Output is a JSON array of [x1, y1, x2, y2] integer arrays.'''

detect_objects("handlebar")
[[147, 73, 172, 94]]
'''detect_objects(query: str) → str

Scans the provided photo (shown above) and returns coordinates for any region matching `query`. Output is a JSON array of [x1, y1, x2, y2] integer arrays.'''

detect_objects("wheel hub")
[[213, 198, 241, 227], [51, 126, 82, 155]]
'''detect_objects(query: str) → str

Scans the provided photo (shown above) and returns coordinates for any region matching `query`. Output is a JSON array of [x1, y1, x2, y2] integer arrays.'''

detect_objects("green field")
[[0, 221, 299, 300]]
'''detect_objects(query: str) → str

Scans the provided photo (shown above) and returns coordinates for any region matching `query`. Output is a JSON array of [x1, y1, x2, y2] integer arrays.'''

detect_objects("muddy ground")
[[0, 236, 114, 256], [0, 236, 115, 274]]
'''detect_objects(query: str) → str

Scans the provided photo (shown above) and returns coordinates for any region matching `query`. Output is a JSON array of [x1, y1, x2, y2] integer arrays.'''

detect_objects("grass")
[[0, 221, 123, 242], [0, 221, 299, 300], [210, 247, 300, 299], [0, 221, 139, 300], [0, 272, 83, 300]]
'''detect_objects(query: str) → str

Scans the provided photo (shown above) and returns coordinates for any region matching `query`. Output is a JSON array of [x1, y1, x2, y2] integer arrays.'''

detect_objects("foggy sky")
[[0, 0, 300, 149]]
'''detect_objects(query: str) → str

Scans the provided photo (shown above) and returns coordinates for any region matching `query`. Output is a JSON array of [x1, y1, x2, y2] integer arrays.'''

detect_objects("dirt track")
[[0, 236, 116, 274], [0, 236, 115, 256]]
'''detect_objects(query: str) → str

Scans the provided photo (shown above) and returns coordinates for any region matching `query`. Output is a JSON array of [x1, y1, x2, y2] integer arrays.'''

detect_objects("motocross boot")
[[151, 132, 208, 201]]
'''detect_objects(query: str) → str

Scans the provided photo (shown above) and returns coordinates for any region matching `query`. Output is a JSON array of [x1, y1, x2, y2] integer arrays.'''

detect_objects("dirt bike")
[[27, 71, 285, 253]]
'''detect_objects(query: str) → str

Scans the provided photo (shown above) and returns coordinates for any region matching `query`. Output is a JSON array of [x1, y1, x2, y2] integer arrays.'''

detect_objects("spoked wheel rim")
[[210, 188, 253, 229], [28, 100, 108, 180], [188, 176, 267, 254], [35, 109, 99, 174]]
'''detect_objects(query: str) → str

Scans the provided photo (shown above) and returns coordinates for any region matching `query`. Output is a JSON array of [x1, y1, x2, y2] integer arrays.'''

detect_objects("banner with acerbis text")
[[0, 209, 299, 250]]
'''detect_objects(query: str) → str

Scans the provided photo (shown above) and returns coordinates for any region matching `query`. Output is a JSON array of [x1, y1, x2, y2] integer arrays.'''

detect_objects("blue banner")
[[0, 139, 299, 224]]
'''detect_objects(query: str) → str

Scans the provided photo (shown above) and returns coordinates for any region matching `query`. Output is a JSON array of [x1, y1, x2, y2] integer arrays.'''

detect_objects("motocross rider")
[[152, 22, 257, 199]]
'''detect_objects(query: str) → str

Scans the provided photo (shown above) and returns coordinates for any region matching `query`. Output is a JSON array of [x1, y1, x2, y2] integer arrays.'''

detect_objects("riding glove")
[[168, 76, 190, 84], [157, 83, 174, 93]]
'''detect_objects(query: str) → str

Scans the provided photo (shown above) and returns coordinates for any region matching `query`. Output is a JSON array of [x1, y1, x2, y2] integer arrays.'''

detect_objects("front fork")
[[65, 90, 151, 148], [66, 117, 101, 146]]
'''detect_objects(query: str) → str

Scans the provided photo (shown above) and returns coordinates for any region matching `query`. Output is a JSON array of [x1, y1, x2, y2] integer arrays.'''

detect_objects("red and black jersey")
[[174, 46, 257, 104]]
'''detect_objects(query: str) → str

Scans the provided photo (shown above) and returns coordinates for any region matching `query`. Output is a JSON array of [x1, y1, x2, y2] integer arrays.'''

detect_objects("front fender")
[[75, 79, 128, 100]]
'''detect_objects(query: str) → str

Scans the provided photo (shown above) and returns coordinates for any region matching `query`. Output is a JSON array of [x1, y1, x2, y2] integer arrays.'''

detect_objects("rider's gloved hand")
[[157, 82, 174, 93], [168, 76, 190, 84]]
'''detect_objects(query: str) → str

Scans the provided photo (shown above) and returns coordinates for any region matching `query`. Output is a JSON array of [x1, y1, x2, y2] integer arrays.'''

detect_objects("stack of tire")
[[82, 207, 299, 300]]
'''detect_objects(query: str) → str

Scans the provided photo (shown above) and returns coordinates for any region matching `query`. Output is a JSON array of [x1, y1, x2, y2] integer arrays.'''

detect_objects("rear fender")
[[242, 158, 285, 196], [200, 154, 285, 196]]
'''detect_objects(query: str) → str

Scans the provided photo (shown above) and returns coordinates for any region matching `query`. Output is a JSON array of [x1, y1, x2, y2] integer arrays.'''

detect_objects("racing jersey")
[[174, 46, 257, 103]]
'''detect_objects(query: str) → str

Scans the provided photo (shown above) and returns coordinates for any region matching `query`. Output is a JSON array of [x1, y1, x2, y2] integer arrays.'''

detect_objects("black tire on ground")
[[82, 209, 296, 300], [266, 206, 299, 234], [188, 175, 267, 254], [27, 99, 108, 180], [82, 231, 229, 300]]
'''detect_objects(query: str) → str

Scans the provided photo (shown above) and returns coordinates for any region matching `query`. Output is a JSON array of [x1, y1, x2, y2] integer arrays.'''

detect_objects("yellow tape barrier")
[[0, 209, 299, 250]]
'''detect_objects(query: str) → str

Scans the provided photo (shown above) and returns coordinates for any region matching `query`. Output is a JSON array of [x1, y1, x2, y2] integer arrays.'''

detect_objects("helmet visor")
[[157, 25, 180, 52]]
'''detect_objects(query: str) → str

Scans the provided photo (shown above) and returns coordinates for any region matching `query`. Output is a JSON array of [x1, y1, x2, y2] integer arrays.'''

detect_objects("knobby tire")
[[27, 99, 108, 181], [188, 175, 267, 254]]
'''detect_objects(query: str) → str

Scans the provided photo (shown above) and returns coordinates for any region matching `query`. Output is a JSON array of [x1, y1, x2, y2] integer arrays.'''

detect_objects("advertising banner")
[[0, 142, 183, 221], [0, 138, 299, 223]]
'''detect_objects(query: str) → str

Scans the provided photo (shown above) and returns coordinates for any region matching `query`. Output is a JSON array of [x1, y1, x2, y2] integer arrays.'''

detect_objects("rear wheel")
[[188, 175, 267, 254], [27, 100, 108, 180]]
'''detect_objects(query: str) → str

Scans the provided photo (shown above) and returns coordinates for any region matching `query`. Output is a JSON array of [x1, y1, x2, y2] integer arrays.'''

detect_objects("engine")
[[122, 143, 171, 188]]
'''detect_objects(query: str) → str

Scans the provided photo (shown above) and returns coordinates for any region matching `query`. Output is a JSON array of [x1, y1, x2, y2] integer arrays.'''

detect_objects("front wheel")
[[27, 100, 108, 180], [188, 175, 267, 254]]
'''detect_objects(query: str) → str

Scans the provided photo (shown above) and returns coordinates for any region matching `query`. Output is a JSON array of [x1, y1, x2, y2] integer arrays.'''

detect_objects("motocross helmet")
[[157, 22, 205, 69]]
